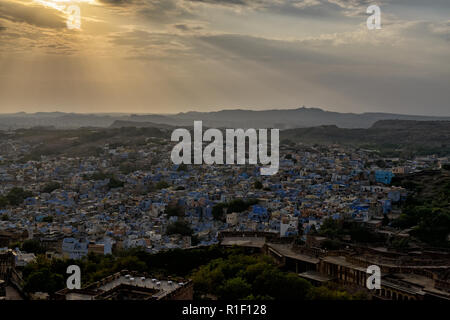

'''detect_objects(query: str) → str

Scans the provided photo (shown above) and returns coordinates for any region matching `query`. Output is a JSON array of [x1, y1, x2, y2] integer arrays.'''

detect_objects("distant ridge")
[[281, 120, 450, 156], [109, 120, 174, 130], [1, 107, 450, 130]]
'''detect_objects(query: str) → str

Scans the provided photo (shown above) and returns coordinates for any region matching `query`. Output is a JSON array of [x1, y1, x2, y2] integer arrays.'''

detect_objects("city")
[[0, 0, 449, 316], [0, 124, 448, 301]]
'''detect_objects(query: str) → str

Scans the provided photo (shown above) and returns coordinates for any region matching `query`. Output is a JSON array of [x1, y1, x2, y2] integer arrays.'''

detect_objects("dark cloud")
[[97, 0, 136, 5], [175, 23, 189, 30], [174, 23, 203, 31], [135, 0, 195, 24], [187, 0, 249, 6]]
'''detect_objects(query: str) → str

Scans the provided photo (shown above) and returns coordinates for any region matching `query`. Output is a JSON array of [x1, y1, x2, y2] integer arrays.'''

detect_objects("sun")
[[33, 0, 97, 30], [32, 0, 97, 30]]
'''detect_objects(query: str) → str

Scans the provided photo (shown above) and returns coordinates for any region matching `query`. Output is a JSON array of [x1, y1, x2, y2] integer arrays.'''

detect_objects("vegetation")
[[166, 220, 193, 236], [281, 120, 450, 157], [107, 176, 125, 189], [20, 245, 367, 300], [155, 180, 170, 190], [212, 199, 258, 221], [41, 182, 61, 194], [192, 253, 359, 300], [253, 181, 263, 189], [391, 169, 450, 247], [0, 187, 33, 208], [42, 216, 54, 223], [318, 218, 385, 244], [119, 162, 138, 175], [177, 163, 188, 172], [21, 246, 243, 294], [21, 239, 46, 255], [83, 171, 112, 181], [165, 204, 185, 217]]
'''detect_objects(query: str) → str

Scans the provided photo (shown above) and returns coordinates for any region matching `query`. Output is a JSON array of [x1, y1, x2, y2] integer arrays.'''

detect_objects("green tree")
[[23, 268, 64, 293], [42, 216, 54, 223], [6, 187, 33, 206], [0, 196, 9, 208], [108, 176, 124, 189], [308, 286, 353, 300], [22, 239, 45, 254], [212, 203, 227, 221], [166, 221, 193, 236], [219, 277, 251, 300], [41, 182, 61, 194], [319, 218, 341, 239], [166, 204, 184, 217], [155, 180, 170, 190]]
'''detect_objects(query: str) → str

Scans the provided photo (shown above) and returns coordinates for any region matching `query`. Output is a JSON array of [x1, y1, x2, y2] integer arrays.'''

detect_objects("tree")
[[177, 163, 188, 172], [192, 254, 314, 300], [166, 221, 193, 236], [0, 196, 9, 208], [41, 182, 61, 194], [119, 162, 137, 175], [382, 214, 390, 226], [42, 216, 54, 223], [6, 187, 33, 206], [321, 239, 341, 250], [23, 268, 64, 294], [376, 159, 387, 168], [254, 181, 263, 189], [319, 218, 341, 239], [21, 239, 45, 254], [108, 176, 124, 189], [308, 286, 353, 300], [166, 204, 184, 217], [212, 203, 227, 221], [219, 277, 251, 300], [155, 180, 170, 190]]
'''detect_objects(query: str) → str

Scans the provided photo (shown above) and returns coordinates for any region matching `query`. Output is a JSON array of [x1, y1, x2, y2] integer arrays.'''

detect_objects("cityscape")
[[0, 121, 449, 301], [0, 0, 449, 314]]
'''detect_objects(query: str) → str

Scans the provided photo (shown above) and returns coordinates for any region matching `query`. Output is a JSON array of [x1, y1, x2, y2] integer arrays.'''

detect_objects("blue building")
[[375, 170, 395, 184]]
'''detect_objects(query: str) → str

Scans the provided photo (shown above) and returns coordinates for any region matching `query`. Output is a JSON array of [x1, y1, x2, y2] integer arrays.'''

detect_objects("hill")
[[281, 120, 450, 156], [1, 107, 449, 130], [391, 168, 450, 247]]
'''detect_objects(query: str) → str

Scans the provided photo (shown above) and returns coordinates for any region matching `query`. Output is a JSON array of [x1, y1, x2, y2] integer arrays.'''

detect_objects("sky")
[[0, 0, 449, 115]]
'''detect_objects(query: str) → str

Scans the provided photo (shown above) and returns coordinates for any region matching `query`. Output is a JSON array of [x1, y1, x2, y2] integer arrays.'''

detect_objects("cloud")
[[109, 28, 194, 60], [97, 0, 135, 5], [174, 23, 190, 31], [187, 0, 249, 6], [0, 0, 66, 29]]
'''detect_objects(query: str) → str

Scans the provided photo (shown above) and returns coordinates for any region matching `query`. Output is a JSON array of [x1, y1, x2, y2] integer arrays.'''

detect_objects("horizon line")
[[0, 106, 450, 118]]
